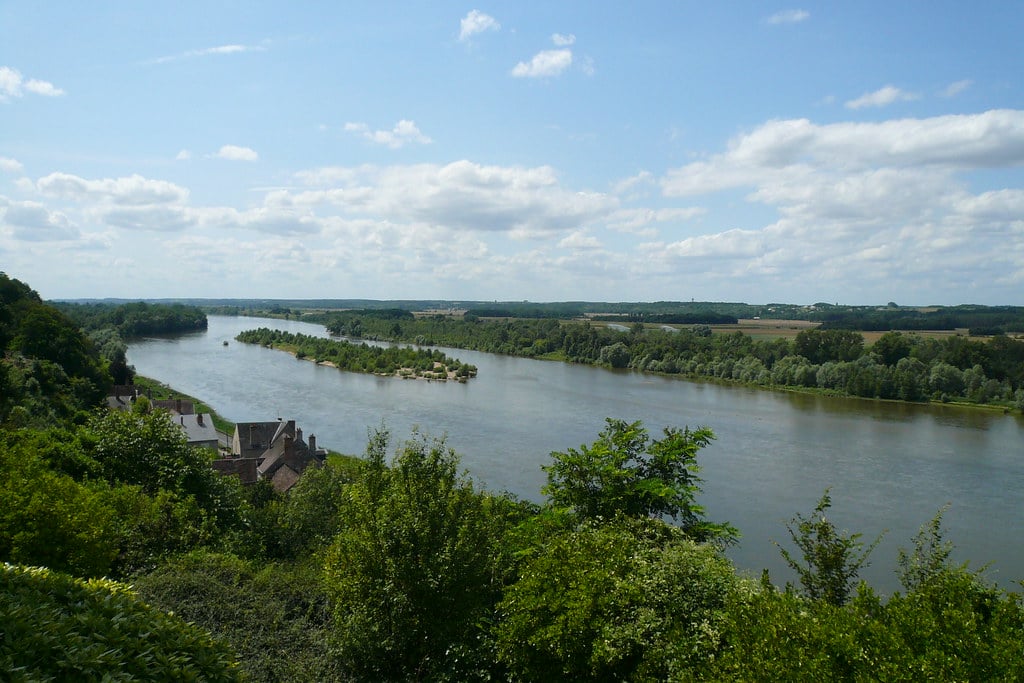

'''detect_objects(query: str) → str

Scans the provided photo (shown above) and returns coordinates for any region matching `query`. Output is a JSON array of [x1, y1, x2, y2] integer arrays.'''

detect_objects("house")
[[106, 385, 141, 410], [105, 386, 194, 416], [174, 413, 218, 449], [216, 418, 326, 491]]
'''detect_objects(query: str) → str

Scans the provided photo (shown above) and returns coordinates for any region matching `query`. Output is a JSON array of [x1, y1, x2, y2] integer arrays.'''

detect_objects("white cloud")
[[194, 205, 321, 235], [0, 157, 23, 173], [511, 49, 573, 78], [652, 109, 1024, 301], [766, 9, 810, 25], [291, 160, 617, 234], [149, 43, 265, 65], [24, 79, 65, 96], [0, 66, 64, 100], [607, 207, 705, 234], [175, 149, 192, 161], [214, 145, 259, 162], [845, 85, 918, 109], [29, 172, 197, 233], [459, 10, 500, 41], [101, 204, 195, 232], [941, 79, 972, 98], [0, 198, 78, 241], [344, 120, 433, 149], [0, 68, 19, 97], [653, 228, 766, 260], [552, 33, 576, 46], [664, 110, 1024, 199], [37, 172, 190, 204], [558, 230, 601, 250], [613, 171, 654, 193]]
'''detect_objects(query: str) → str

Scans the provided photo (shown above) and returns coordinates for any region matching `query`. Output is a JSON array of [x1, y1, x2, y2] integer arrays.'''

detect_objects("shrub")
[[1, 563, 241, 681]]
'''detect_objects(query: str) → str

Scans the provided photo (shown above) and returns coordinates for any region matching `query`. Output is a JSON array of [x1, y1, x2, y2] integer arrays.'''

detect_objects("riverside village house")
[[106, 385, 327, 492]]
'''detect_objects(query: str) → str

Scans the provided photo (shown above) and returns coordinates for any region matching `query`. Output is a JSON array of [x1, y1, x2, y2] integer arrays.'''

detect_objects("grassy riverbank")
[[132, 375, 235, 434]]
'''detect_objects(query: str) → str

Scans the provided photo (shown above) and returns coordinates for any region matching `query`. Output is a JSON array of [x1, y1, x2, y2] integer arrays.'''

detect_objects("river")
[[127, 315, 1024, 592]]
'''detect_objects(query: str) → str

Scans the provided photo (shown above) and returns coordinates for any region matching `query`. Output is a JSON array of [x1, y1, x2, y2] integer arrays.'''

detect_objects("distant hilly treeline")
[[813, 306, 1024, 334], [57, 295, 1024, 333], [55, 301, 208, 337]]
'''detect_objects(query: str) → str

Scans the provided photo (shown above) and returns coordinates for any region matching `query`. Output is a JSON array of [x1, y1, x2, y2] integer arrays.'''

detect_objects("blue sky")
[[2, 2, 1023, 304]]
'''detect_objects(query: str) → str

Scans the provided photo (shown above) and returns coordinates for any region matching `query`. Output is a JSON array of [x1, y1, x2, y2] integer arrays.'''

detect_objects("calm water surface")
[[128, 316, 1024, 592]]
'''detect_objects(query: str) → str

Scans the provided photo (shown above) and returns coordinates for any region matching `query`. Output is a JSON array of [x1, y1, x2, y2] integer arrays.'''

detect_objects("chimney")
[[284, 434, 295, 460], [296, 427, 303, 444], [309, 434, 316, 453]]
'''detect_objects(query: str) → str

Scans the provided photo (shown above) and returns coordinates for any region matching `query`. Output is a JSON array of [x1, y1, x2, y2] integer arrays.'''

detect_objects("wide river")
[[128, 315, 1024, 592]]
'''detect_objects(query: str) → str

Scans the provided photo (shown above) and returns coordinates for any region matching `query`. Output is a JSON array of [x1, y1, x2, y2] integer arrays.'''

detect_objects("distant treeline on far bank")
[[302, 308, 1024, 411]]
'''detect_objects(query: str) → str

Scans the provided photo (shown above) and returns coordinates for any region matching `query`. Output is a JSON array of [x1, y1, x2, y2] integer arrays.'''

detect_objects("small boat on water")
[[223, 340, 229, 346]]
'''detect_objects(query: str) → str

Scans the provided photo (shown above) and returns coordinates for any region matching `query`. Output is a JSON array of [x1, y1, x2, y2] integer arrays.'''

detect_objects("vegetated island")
[[234, 328, 478, 382]]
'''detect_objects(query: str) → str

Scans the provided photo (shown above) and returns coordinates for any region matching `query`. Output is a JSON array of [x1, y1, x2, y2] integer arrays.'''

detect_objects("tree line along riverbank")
[[306, 310, 1024, 412]]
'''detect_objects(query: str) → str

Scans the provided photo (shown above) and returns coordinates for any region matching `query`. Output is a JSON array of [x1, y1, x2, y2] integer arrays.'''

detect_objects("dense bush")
[[1, 563, 241, 681], [132, 552, 340, 683]]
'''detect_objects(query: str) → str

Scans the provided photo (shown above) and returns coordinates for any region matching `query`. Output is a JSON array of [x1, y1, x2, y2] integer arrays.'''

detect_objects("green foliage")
[[708, 580, 874, 680], [598, 340, 631, 368], [496, 519, 737, 681], [0, 274, 111, 426], [324, 429, 511, 680], [710, 569, 1024, 681], [872, 331, 912, 366], [813, 304, 1024, 333], [0, 427, 226, 577], [543, 418, 736, 543], [775, 490, 882, 606], [1, 563, 242, 681], [794, 328, 865, 364], [0, 445, 121, 577], [236, 457, 361, 561], [235, 327, 477, 379], [132, 552, 340, 683], [55, 300, 208, 337], [897, 505, 957, 592], [83, 409, 243, 534]]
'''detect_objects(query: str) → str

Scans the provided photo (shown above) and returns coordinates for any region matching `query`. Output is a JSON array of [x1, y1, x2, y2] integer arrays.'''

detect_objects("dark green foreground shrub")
[[1, 563, 241, 682]]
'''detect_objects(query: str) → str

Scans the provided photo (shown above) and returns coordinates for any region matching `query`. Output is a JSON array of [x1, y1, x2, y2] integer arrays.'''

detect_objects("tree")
[[774, 490, 882, 606], [84, 409, 242, 534], [896, 505, 956, 592], [872, 331, 912, 366], [795, 328, 864, 365], [598, 341, 631, 368], [496, 519, 736, 681], [324, 429, 511, 680], [542, 418, 736, 543]]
